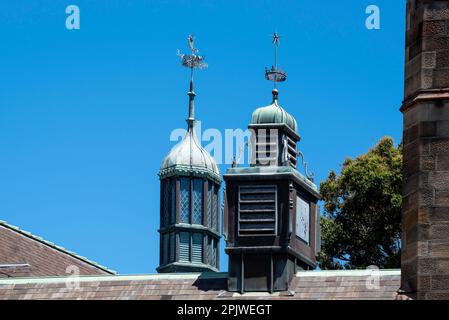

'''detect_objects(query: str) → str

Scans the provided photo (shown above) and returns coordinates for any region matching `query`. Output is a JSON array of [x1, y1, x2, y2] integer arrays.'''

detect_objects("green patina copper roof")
[[159, 127, 221, 184], [250, 91, 298, 132]]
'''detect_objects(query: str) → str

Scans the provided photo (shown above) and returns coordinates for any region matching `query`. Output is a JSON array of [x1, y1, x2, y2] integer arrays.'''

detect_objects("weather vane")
[[177, 35, 208, 130], [265, 32, 287, 89], [177, 34, 208, 80]]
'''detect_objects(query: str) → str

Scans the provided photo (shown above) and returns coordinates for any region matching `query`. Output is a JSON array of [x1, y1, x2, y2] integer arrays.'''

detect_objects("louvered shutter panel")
[[169, 232, 175, 262], [162, 233, 169, 265], [238, 185, 277, 235], [212, 239, 217, 267], [205, 235, 212, 265], [192, 233, 203, 264], [179, 232, 190, 262]]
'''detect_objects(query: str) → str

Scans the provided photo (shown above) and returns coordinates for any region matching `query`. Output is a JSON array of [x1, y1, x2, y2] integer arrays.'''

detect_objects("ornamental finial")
[[265, 32, 287, 100], [177, 35, 208, 130]]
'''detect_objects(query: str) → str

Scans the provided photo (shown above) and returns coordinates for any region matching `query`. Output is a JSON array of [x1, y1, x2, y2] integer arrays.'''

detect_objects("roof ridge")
[[0, 272, 229, 284], [0, 220, 116, 275]]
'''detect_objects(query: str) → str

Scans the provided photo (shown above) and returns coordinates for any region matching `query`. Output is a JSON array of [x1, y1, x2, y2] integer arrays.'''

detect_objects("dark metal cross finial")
[[272, 32, 280, 47], [265, 32, 286, 93]]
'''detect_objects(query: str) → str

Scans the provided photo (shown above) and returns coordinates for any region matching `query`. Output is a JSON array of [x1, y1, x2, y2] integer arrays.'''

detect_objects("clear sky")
[[0, 0, 405, 274]]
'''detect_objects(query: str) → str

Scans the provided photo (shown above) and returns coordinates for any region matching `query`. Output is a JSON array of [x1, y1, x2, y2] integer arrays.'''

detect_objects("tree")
[[318, 137, 402, 269]]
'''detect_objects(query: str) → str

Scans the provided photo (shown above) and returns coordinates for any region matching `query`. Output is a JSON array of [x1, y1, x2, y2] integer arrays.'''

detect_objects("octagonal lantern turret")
[[157, 36, 221, 273]]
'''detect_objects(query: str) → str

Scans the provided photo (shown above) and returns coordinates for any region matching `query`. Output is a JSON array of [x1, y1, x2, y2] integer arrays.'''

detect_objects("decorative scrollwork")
[[297, 150, 315, 182]]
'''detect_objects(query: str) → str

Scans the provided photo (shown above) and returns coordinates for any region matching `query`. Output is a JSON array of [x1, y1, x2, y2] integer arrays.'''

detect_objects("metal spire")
[[265, 32, 287, 103], [177, 35, 208, 131]]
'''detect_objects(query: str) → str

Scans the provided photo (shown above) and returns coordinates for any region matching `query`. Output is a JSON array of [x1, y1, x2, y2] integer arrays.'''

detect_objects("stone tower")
[[401, 0, 449, 299], [157, 36, 221, 273]]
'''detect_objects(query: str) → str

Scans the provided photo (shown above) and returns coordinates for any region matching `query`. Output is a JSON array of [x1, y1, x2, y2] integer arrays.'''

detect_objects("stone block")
[[404, 156, 420, 176], [434, 68, 449, 87], [422, 68, 434, 89], [420, 155, 436, 170], [405, 140, 425, 160], [422, 20, 447, 37], [436, 50, 449, 68], [403, 236, 418, 261], [403, 191, 419, 212], [406, 54, 423, 78], [423, 51, 437, 68], [431, 275, 449, 290], [420, 121, 437, 137], [429, 103, 449, 122], [429, 224, 449, 240], [404, 174, 419, 196], [420, 187, 435, 207], [426, 291, 449, 299], [436, 155, 449, 170], [404, 124, 419, 144], [429, 206, 449, 222], [430, 241, 449, 258], [431, 138, 449, 155], [436, 258, 449, 273], [418, 240, 431, 256], [435, 190, 449, 206], [410, 38, 424, 61], [424, 4, 449, 21], [404, 103, 433, 127], [428, 171, 449, 190], [404, 208, 429, 229], [417, 275, 432, 291], [437, 120, 449, 137], [424, 36, 449, 51]]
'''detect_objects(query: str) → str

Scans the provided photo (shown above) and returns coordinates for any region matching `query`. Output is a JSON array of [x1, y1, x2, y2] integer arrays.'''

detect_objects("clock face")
[[296, 196, 310, 244]]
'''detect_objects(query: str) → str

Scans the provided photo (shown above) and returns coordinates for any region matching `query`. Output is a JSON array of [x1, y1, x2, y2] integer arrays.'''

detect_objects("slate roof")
[[0, 220, 115, 278], [0, 270, 406, 300]]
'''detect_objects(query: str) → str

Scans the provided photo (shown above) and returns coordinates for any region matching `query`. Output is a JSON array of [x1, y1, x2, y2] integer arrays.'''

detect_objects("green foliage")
[[318, 137, 402, 269]]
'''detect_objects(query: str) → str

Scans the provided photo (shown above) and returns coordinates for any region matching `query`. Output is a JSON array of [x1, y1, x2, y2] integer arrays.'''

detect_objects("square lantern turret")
[[223, 112, 320, 293]]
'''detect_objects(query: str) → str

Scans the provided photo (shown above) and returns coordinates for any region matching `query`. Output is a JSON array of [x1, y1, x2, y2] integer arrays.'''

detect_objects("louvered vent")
[[255, 132, 278, 166], [212, 239, 217, 267], [238, 185, 277, 236], [192, 233, 203, 263], [286, 136, 297, 168], [205, 235, 212, 265], [179, 232, 190, 262], [169, 232, 175, 262], [162, 233, 169, 265]]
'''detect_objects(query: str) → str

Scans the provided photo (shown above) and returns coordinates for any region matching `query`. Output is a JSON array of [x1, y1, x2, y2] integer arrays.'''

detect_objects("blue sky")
[[0, 1, 405, 274]]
